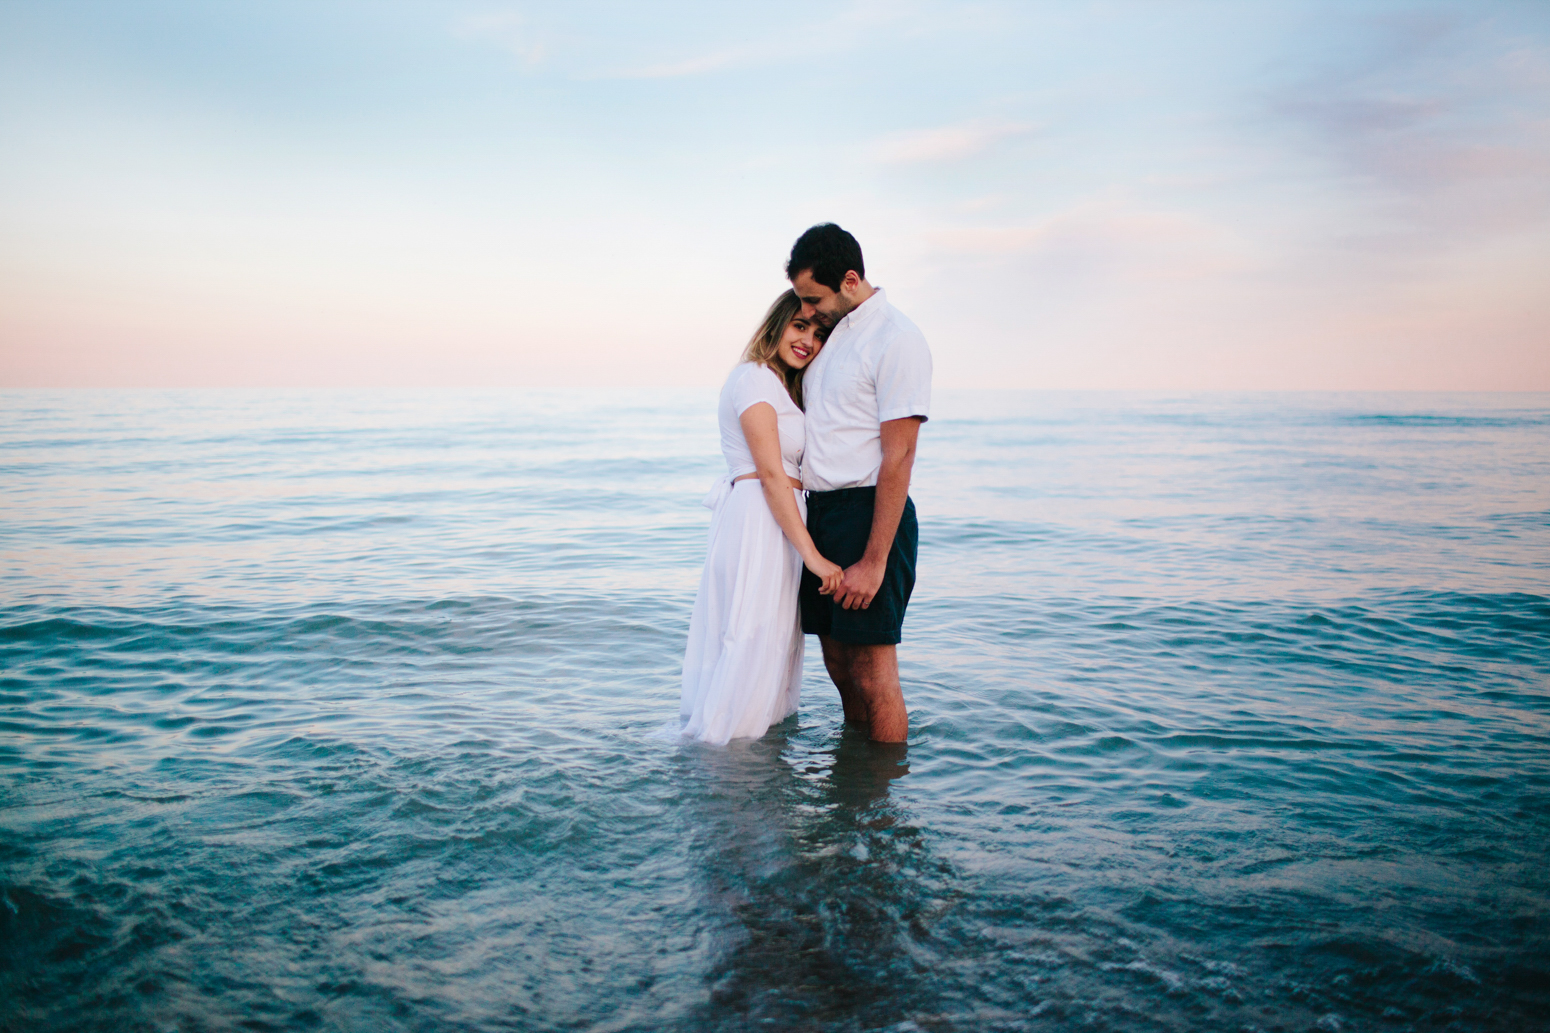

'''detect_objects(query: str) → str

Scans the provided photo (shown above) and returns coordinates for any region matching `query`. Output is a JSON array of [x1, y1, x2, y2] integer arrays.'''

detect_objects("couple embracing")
[[678, 224, 931, 746]]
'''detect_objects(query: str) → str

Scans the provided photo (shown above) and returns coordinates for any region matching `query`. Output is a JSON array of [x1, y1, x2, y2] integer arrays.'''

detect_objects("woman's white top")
[[718, 362, 804, 481]]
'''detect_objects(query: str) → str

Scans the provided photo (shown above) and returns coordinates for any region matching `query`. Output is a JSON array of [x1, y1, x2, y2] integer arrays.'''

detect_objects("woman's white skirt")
[[678, 480, 806, 745]]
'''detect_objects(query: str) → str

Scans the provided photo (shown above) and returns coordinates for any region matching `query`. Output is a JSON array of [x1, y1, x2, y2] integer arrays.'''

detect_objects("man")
[[787, 223, 931, 743]]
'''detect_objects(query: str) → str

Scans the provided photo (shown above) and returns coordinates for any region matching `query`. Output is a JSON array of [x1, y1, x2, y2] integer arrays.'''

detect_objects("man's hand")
[[835, 557, 886, 610]]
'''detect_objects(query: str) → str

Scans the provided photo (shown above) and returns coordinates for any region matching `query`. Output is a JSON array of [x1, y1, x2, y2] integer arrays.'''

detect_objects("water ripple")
[[3, 390, 1548, 1031]]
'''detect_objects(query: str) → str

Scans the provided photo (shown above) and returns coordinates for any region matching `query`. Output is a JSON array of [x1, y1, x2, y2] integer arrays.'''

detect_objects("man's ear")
[[843, 270, 860, 292]]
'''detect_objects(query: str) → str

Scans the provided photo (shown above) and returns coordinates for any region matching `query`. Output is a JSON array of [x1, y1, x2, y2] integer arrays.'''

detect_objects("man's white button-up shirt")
[[800, 288, 933, 493]]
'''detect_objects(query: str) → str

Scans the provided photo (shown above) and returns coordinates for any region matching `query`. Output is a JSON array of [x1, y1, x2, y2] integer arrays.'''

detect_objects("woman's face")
[[775, 316, 821, 369]]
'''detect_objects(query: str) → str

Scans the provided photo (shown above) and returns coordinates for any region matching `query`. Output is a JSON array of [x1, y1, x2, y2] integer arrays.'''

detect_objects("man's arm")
[[834, 416, 923, 610]]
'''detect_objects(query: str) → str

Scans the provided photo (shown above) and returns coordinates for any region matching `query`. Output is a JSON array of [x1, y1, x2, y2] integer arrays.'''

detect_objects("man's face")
[[790, 269, 852, 330]]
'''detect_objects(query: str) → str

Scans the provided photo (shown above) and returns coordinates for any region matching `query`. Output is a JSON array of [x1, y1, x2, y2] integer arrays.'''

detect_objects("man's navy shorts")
[[799, 486, 917, 646]]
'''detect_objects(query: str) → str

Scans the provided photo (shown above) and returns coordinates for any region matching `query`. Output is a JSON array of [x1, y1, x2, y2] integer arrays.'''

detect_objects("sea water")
[[2, 389, 1547, 1032]]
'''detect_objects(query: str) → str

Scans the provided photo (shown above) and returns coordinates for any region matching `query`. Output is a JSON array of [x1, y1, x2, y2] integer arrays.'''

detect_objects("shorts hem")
[[806, 627, 902, 646]]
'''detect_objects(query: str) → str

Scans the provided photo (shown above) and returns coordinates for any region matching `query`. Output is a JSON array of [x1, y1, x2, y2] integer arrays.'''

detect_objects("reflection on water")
[[685, 730, 925, 1030]]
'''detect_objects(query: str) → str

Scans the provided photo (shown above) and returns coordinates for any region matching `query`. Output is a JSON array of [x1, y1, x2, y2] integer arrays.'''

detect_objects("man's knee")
[[848, 643, 897, 685], [820, 634, 854, 666]]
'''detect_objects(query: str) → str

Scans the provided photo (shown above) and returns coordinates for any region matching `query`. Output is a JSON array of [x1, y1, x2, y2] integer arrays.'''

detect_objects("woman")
[[678, 290, 844, 745]]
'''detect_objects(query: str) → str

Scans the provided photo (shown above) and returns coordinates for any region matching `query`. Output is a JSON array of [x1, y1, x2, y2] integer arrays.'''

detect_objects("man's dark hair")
[[785, 223, 864, 292]]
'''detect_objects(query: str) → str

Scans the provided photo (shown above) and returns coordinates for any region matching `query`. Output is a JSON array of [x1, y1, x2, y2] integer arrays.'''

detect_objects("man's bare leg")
[[819, 634, 868, 724], [819, 636, 908, 742]]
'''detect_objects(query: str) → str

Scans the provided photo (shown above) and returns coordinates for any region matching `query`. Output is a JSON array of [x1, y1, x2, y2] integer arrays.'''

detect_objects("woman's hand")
[[806, 554, 844, 596]]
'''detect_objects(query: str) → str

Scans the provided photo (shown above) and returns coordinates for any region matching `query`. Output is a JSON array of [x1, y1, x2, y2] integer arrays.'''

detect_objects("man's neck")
[[838, 280, 876, 320]]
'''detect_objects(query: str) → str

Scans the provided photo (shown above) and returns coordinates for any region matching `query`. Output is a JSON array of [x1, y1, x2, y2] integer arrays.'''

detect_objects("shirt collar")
[[836, 287, 887, 333]]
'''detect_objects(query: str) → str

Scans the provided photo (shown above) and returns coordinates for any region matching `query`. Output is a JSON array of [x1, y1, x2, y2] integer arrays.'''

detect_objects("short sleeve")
[[874, 328, 933, 423], [731, 364, 786, 416]]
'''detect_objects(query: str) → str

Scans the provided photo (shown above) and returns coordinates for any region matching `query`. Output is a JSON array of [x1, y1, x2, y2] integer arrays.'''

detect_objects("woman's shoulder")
[[725, 361, 787, 392], [722, 361, 762, 387], [727, 360, 778, 377], [724, 362, 794, 412]]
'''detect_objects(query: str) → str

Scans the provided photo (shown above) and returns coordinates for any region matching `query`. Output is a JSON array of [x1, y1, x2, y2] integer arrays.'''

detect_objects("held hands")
[[834, 557, 886, 610], [806, 554, 844, 597]]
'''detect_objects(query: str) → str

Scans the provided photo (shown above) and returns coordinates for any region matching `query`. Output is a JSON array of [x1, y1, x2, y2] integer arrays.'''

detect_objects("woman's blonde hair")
[[740, 289, 811, 409]]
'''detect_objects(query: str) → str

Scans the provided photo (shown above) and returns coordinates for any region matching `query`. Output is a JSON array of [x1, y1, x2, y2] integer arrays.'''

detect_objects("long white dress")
[[679, 363, 807, 745]]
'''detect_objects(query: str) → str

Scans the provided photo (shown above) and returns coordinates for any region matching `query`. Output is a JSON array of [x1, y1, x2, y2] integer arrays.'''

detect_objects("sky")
[[1, 0, 1546, 390]]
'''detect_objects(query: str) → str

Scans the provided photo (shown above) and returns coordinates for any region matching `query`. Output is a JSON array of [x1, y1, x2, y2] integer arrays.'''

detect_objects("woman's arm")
[[739, 402, 843, 596]]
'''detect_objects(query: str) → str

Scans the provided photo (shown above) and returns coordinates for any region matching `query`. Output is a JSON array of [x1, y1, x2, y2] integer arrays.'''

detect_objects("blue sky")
[[2, 0, 1546, 388]]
